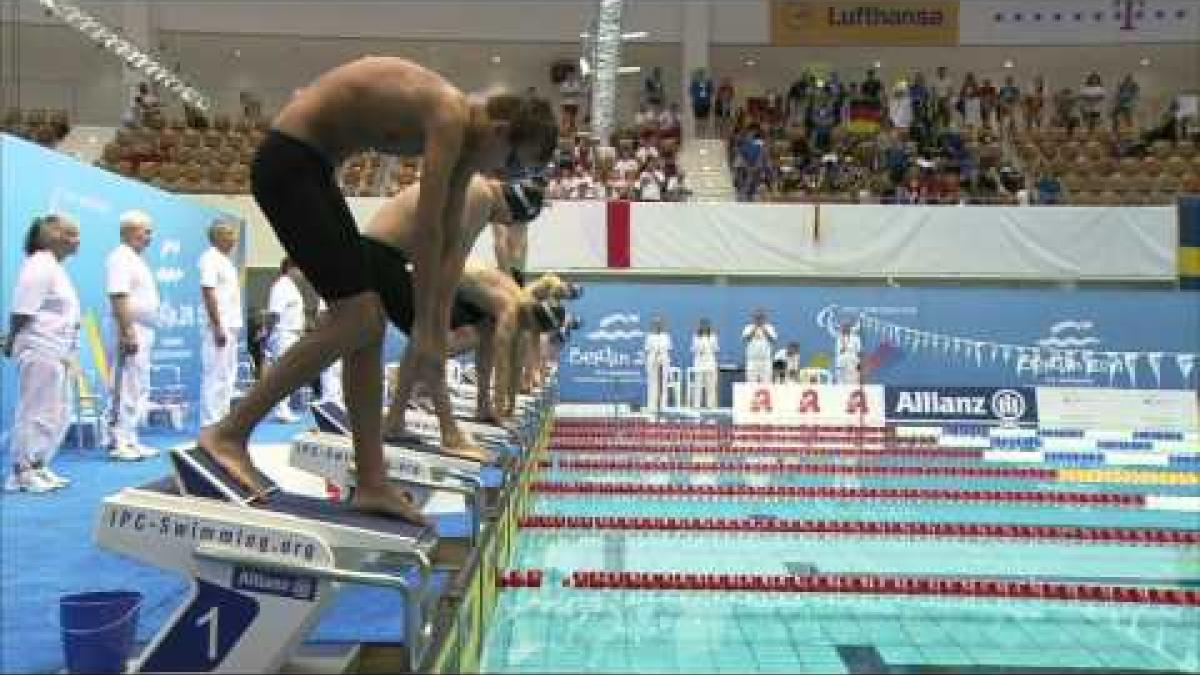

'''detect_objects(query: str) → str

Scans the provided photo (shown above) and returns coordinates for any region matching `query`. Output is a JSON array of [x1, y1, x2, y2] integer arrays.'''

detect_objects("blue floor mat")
[[0, 417, 454, 673]]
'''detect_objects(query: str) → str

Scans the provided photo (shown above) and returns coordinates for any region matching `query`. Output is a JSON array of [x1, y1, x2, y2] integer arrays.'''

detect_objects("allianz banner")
[[771, 0, 959, 46], [885, 386, 1038, 425]]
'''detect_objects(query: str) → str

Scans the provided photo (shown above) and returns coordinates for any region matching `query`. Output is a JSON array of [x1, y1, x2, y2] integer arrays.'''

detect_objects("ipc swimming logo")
[[989, 389, 1027, 423]]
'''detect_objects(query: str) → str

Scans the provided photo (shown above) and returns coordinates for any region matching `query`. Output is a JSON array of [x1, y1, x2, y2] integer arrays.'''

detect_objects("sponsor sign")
[[885, 386, 1038, 425], [771, 0, 959, 46], [1036, 388, 1200, 432], [733, 383, 885, 426]]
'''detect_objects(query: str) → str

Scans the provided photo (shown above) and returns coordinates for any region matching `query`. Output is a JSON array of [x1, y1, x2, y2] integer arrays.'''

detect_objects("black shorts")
[[450, 290, 491, 329], [362, 237, 415, 333], [693, 102, 712, 120], [251, 130, 369, 302]]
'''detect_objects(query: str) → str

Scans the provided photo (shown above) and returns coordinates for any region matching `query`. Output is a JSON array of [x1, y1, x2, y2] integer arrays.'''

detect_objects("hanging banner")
[[771, 0, 960, 46], [733, 383, 885, 426]]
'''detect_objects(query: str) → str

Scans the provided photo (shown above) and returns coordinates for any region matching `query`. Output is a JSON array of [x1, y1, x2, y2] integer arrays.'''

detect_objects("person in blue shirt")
[[689, 69, 714, 137], [1112, 74, 1139, 134], [998, 76, 1021, 134]]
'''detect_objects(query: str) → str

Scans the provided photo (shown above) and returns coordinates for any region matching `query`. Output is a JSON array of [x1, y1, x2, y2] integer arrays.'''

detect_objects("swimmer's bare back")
[[271, 56, 468, 162]]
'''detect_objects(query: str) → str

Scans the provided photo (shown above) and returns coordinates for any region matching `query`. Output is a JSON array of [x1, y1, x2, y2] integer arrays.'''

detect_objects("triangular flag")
[[1177, 354, 1196, 382], [1106, 352, 1123, 386], [1146, 353, 1163, 387], [1123, 352, 1140, 387]]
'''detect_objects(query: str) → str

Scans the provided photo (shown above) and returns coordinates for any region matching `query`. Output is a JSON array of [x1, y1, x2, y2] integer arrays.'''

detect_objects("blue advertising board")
[[1, 133, 241, 446], [555, 280, 1199, 403]]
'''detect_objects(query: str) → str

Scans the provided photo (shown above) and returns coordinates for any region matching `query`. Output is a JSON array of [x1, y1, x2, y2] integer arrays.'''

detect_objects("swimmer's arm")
[[409, 114, 466, 352], [493, 220, 529, 274]]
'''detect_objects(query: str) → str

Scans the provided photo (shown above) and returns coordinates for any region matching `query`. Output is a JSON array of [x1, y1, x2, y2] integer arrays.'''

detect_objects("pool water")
[[481, 425, 1200, 674]]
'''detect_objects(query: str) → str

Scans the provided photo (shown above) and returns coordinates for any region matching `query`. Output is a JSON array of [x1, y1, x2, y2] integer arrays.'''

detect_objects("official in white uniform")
[[773, 342, 802, 383], [266, 258, 306, 422], [690, 318, 719, 409], [741, 309, 777, 384], [3, 215, 81, 492], [106, 210, 160, 461], [198, 219, 243, 427], [643, 315, 672, 414], [835, 321, 863, 385], [315, 298, 343, 405]]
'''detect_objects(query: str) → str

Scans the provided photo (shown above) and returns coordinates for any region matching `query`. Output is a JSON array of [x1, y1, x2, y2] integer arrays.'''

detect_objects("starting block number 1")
[[139, 581, 259, 672]]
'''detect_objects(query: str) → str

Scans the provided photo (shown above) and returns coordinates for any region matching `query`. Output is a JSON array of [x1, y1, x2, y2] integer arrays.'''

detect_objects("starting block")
[[311, 401, 511, 464], [95, 446, 441, 672]]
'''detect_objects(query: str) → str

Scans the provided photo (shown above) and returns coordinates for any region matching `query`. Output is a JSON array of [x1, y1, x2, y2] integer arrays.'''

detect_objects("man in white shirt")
[[835, 321, 863, 385], [315, 299, 343, 406], [198, 219, 243, 427], [4, 214, 81, 491], [106, 210, 161, 461], [742, 308, 776, 384], [773, 342, 802, 383], [690, 318, 719, 409], [643, 315, 672, 414], [637, 158, 666, 201], [265, 258, 307, 422]]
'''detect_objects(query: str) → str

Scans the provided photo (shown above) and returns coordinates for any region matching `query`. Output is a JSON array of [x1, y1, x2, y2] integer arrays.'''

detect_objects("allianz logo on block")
[[886, 387, 1037, 425]]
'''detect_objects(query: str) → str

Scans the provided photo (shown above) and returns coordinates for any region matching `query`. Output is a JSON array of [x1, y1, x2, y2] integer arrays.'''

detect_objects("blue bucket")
[[60, 590, 142, 674]]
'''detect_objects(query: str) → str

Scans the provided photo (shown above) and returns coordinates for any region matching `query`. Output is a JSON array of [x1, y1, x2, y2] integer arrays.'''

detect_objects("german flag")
[[1181, 196, 1200, 290]]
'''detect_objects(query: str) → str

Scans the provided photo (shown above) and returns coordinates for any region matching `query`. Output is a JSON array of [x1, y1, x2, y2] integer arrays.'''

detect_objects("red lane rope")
[[531, 482, 1147, 506], [518, 515, 1200, 545], [561, 571, 1200, 606], [540, 459, 1052, 479], [497, 569, 544, 588], [548, 446, 980, 458]]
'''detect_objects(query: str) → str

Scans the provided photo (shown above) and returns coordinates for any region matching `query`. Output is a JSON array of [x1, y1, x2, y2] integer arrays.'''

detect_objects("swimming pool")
[[481, 419, 1200, 673]]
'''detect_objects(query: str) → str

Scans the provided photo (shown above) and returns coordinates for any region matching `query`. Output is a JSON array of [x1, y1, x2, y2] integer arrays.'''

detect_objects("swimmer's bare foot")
[[198, 426, 266, 500], [352, 482, 429, 526]]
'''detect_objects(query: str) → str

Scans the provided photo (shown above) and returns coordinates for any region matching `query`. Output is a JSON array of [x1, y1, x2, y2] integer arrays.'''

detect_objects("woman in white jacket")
[[643, 315, 672, 414], [690, 318, 719, 409], [3, 215, 81, 492]]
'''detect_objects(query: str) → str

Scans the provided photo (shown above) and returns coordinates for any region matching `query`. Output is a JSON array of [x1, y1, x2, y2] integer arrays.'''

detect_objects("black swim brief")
[[251, 130, 370, 301]]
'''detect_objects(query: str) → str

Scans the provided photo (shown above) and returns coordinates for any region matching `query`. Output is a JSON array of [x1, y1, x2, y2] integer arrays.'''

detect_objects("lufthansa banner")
[[771, 0, 959, 46], [885, 386, 1038, 425]]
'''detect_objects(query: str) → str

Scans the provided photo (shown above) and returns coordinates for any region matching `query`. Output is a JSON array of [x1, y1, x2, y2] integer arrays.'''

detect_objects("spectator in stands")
[[1034, 170, 1064, 205], [636, 104, 658, 138], [861, 69, 883, 105], [643, 66, 666, 110], [239, 91, 263, 123], [931, 66, 955, 127], [1112, 74, 1139, 134], [689, 69, 714, 137], [909, 72, 931, 125], [979, 78, 998, 130], [659, 103, 683, 143], [888, 82, 913, 132], [785, 72, 810, 126], [1022, 75, 1046, 131], [810, 90, 837, 152], [882, 130, 909, 187], [559, 68, 583, 134], [124, 82, 159, 127], [960, 73, 982, 130], [997, 76, 1020, 135], [1142, 100, 1182, 145], [736, 130, 769, 202], [664, 160, 689, 201], [635, 139, 660, 166], [1079, 72, 1106, 133], [636, 156, 667, 201], [716, 77, 735, 136], [1053, 87, 1080, 135]]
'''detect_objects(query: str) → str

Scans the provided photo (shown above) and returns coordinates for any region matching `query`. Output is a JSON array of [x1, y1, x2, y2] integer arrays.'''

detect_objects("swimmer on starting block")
[[198, 56, 557, 524], [444, 266, 568, 426], [359, 175, 547, 436]]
